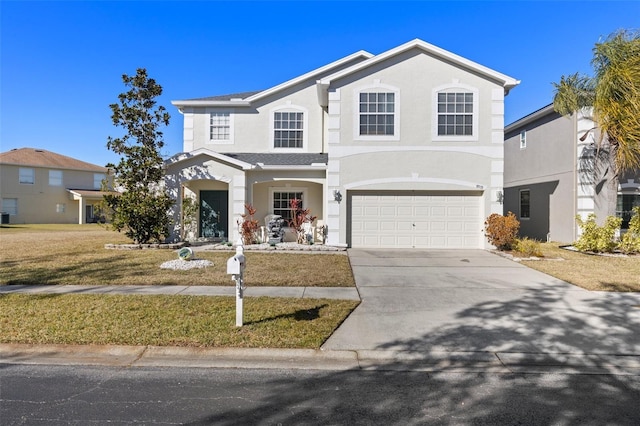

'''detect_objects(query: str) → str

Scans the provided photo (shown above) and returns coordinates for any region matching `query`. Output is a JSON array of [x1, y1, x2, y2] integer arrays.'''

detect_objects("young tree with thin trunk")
[[103, 68, 174, 244]]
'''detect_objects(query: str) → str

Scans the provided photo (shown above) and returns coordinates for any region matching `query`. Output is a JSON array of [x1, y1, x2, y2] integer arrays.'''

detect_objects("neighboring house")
[[0, 148, 111, 224], [503, 104, 640, 243], [165, 39, 519, 248]]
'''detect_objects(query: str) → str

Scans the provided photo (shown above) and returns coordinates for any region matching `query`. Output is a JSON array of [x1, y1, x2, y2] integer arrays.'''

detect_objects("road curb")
[[2, 344, 639, 375]]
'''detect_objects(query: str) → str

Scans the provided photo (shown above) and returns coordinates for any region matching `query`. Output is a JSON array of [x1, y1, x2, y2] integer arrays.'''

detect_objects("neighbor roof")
[[0, 148, 108, 172]]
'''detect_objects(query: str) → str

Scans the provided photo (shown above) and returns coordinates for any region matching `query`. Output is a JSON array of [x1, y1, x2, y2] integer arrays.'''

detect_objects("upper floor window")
[[520, 130, 527, 149], [94, 173, 105, 190], [437, 92, 473, 136], [359, 92, 395, 136], [19, 168, 34, 184], [210, 112, 230, 141], [49, 170, 63, 186], [432, 83, 478, 141], [274, 111, 304, 148]]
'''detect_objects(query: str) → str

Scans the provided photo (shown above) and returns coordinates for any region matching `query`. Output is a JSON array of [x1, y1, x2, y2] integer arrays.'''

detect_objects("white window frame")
[[19, 167, 34, 184], [94, 173, 105, 190], [520, 130, 527, 149], [519, 189, 530, 220], [56, 203, 66, 213], [354, 81, 400, 141], [270, 103, 308, 151], [49, 170, 63, 186], [207, 109, 234, 145], [269, 187, 307, 222], [2, 198, 17, 215], [432, 83, 479, 142]]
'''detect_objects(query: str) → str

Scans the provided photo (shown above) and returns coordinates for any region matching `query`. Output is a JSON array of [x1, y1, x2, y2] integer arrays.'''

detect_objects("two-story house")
[[0, 148, 110, 224], [165, 39, 519, 248], [504, 104, 640, 243]]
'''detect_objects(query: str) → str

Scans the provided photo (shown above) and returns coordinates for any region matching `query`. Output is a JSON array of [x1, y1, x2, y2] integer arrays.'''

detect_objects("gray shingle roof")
[[187, 91, 263, 101], [224, 153, 328, 166]]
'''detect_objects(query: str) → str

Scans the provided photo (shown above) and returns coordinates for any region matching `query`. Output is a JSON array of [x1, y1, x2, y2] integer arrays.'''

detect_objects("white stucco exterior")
[[166, 39, 519, 248]]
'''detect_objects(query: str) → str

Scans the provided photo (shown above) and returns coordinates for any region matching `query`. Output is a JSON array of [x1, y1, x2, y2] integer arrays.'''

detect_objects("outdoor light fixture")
[[579, 127, 598, 142], [333, 190, 342, 203], [496, 190, 504, 205]]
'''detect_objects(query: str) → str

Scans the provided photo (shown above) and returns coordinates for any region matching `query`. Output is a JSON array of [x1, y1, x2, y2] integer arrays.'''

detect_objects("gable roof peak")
[[319, 38, 520, 94]]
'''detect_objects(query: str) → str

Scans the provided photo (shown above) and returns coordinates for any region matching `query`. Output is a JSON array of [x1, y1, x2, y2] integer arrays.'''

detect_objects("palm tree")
[[553, 30, 640, 217]]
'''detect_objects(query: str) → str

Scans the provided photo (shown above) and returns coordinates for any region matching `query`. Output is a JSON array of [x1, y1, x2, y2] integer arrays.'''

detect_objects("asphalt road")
[[2, 364, 639, 425]]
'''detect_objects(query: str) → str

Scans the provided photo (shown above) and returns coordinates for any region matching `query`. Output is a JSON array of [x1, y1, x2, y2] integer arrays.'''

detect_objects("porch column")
[[232, 175, 246, 243], [78, 197, 86, 224]]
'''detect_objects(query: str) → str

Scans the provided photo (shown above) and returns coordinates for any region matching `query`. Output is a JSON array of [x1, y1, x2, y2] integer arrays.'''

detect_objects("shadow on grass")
[[244, 304, 328, 326]]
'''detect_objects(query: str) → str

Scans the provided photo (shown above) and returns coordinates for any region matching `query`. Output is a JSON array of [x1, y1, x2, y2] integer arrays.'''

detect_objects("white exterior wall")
[[183, 84, 325, 155], [325, 49, 506, 247]]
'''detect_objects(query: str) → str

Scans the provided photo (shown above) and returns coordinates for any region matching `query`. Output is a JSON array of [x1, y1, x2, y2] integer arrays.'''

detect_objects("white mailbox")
[[227, 245, 247, 327], [226, 255, 244, 275]]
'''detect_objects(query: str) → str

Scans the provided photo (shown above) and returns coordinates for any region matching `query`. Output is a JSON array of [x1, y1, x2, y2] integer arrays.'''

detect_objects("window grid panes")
[[49, 170, 63, 186], [273, 192, 303, 221], [274, 112, 303, 148], [210, 113, 230, 140], [56, 203, 66, 213], [437, 92, 473, 136], [359, 92, 395, 135], [520, 190, 530, 219], [19, 168, 34, 184], [2, 198, 17, 215]]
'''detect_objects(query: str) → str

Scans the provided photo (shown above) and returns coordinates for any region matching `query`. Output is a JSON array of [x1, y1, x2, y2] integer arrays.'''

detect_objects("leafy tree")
[[553, 30, 640, 216], [103, 68, 174, 244]]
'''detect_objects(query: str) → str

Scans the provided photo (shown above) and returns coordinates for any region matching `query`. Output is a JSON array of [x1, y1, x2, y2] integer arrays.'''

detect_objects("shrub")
[[574, 213, 622, 253], [237, 204, 260, 245], [513, 237, 543, 257], [484, 212, 520, 250], [618, 206, 640, 254], [287, 199, 317, 244]]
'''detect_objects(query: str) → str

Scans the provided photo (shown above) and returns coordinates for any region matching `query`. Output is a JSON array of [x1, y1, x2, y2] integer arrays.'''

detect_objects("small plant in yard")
[[574, 213, 622, 253], [237, 204, 260, 245], [288, 198, 317, 244], [618, 206, 640, 254], [484, 212, 519, 250], [513, 237, 544, 257]]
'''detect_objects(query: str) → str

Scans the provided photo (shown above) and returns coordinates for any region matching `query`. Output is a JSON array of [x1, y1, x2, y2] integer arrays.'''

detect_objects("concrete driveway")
[[322, 249, 640, 359]]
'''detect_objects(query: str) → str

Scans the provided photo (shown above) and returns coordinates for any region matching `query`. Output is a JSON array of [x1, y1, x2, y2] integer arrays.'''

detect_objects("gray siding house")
[[166, 39, 519, 248], [504, 104, 640, 243]]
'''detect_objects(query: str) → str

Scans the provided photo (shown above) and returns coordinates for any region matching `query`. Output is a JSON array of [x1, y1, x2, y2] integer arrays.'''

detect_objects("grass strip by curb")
[[0, 294, 359, 349]]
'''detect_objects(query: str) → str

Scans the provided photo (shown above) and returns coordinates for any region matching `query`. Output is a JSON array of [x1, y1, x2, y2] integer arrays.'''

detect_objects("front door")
[[200, 190, 228, 239]]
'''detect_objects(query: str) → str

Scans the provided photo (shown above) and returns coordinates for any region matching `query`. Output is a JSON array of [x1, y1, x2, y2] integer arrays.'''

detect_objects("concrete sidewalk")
[[0, 284, 359, 300], [2, 249, 640, 374]]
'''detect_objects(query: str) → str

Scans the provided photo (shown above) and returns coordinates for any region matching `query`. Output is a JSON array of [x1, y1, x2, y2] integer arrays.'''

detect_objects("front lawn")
[[0, 294, 359, 348], [519, 243, 640, 292], [0, 224, 354, 287]]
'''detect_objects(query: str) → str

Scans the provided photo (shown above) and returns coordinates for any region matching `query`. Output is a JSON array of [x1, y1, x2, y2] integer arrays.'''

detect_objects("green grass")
[[0, 294, 359, 348]]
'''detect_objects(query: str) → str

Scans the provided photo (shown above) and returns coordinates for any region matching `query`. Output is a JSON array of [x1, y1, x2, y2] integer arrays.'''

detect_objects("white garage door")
[[350, 192, 483, 248]]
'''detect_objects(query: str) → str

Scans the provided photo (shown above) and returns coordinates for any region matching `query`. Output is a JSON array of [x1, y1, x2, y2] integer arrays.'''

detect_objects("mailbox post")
[[226, 245, 246, 327]]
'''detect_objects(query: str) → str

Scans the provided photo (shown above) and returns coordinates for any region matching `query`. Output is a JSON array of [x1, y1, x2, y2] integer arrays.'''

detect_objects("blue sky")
[[2, 1, 639, 167]]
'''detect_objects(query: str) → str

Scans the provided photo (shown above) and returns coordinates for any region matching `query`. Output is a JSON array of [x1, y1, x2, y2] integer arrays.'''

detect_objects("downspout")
[[572, 112, 578, 242]]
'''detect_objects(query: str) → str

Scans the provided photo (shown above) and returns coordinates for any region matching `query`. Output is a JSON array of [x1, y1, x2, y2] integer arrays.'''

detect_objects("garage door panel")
[[350, 192, 482, 249]]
